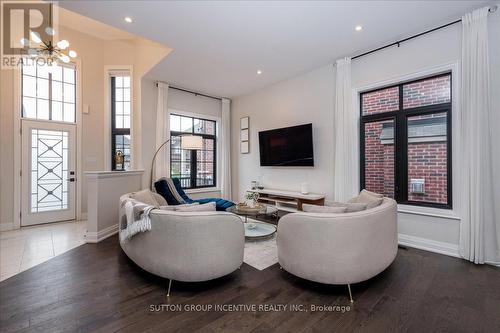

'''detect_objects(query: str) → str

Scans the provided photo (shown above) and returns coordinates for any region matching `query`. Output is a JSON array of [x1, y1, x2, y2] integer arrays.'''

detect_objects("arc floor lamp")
[[149, 134, 204, 190]]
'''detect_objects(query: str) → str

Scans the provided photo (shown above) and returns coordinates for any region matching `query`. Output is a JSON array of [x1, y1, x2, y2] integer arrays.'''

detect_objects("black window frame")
[[110, 76, 131, 170], [359, 72, 452, 209], [170, 114, 217, 190]]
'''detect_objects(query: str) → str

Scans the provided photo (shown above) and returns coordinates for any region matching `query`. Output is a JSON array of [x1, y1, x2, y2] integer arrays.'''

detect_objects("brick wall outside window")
[[403, 75, 451, 109], [364, 121, 394, 198], [407, 142, 447, 203], [362, 87, 399, 115]]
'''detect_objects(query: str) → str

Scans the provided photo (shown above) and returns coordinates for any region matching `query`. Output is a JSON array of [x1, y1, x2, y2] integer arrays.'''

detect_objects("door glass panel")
[[30, 129, 69, 212], [363, 119, 395, 198]]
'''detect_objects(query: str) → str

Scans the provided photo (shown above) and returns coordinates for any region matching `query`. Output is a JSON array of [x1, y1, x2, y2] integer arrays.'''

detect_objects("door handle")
[[67, 178, 76, 182]]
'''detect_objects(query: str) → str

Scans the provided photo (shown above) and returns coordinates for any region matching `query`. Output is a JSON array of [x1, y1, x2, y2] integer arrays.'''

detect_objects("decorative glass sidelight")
[[30, 129, 69, 212]]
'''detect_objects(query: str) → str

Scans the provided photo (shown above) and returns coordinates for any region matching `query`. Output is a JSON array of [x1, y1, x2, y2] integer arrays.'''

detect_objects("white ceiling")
[[59, 7, 136, 41], [58, 1, 493, 98]]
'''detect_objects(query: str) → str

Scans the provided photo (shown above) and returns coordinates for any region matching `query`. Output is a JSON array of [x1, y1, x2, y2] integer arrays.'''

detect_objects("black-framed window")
[[110, 75, 131, 170], [360, 73, 452, 209], [21, 62, 76, 122], [170, 114, 217, 189]]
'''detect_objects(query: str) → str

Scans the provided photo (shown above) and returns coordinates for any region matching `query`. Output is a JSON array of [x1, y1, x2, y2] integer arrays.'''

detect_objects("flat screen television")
[[258, 123, 314, 166]]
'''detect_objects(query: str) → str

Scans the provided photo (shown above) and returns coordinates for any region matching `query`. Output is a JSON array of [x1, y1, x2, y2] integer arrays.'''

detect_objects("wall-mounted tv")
[[258, 123, 314, 167]]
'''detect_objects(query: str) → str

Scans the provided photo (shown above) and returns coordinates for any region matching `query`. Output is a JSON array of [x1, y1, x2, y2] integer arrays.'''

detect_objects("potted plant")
[[244, 192, 260, 208]]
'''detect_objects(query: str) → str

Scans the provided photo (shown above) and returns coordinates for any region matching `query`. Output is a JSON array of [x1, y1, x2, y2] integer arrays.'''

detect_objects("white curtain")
[[333, 57, 358, 202], [459, 7, 499, 265], [155, 82, 170, 183], [220, 98, 232, 200]]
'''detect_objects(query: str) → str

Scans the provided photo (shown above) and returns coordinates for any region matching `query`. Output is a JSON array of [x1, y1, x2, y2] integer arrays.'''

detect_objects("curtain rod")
[[156, 82, 223, 101], [352, 5, 497, 60]]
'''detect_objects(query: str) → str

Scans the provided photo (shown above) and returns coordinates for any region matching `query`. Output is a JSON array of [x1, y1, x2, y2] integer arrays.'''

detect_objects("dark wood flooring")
[[1, 229, 499, 332]]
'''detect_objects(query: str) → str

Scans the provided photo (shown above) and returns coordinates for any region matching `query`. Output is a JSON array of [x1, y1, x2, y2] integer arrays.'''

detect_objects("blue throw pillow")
[[154, 179, 181, 205]]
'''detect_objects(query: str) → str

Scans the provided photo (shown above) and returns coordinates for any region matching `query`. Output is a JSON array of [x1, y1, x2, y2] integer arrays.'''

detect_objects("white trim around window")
[[104, 65, 133, 171]]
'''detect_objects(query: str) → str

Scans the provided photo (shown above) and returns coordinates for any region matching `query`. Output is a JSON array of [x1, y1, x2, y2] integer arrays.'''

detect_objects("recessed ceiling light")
[[355, 25, 363, 31], [124, 17, 133, 23], [257, 70, 262, 75]]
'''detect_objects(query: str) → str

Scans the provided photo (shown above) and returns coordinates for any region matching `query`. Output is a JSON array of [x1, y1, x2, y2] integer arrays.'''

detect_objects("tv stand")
[[248, 188, 325, 212]]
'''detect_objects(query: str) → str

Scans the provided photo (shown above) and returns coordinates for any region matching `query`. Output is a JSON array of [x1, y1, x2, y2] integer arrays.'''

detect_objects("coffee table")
[[226, 205, 278, 240]]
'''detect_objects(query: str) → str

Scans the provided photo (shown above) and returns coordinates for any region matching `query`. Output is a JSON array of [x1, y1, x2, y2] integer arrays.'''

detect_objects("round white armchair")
[[277, 198, 398, 301], [119, 194, 245, 296]]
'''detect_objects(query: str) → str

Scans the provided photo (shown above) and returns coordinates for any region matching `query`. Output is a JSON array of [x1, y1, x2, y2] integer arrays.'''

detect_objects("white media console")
[[248, 188, 325, 212]]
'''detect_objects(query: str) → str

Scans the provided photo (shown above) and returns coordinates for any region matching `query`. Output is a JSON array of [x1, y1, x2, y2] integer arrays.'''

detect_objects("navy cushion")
[[154, 179, 182, 205], [154, 178, 235, 210]]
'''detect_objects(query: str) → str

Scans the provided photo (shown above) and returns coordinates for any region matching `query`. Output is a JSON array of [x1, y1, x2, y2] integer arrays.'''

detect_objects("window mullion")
[[395, 113, 408, 203], [395, 85, 407, 203]]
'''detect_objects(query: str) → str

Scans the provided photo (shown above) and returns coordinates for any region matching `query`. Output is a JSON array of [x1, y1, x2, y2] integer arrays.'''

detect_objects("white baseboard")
[[0, 222, 15, 232], [85, 224, 118, 243], [398, 233, 460, 258]]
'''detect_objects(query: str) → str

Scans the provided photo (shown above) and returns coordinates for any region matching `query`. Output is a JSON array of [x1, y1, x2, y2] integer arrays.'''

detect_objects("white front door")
[[21, 120, 76, 226]]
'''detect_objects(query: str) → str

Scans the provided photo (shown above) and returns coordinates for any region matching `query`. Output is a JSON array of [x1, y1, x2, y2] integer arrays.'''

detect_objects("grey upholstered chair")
[[276, 198, 398, 302], [119, 194, 245, 296]]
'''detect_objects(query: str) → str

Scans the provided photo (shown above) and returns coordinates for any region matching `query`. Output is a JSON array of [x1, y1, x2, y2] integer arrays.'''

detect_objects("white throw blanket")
[[120, 201, 155, 241]]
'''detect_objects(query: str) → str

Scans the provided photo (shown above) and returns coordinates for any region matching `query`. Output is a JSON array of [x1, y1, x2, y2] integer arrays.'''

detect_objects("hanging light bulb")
[[56, 39, 69, 49], [68, 50, 77, 58], [30, 31, 42, 44], [59, 53, 70, 63], [45, 27, 55, 36]]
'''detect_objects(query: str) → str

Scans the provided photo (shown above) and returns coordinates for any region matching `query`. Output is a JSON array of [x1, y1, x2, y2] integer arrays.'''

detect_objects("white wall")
[[231, 11, 500, 252], [231, 65, 335, 203], [85, 171, 143, 243]]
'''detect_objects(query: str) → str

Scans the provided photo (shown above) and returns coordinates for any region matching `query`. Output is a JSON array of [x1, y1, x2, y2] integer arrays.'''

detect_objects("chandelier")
[[21, 30, 77, 64]]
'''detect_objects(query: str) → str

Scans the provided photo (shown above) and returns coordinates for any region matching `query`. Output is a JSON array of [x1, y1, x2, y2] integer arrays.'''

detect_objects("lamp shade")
[[181, 135, 203, 150]]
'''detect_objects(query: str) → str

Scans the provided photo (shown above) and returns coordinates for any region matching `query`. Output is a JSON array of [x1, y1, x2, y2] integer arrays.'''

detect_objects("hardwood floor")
[[1, 234, 499, 332]]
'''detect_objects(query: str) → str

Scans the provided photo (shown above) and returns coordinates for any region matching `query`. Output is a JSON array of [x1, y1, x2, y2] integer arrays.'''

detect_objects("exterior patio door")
[[21, 120, 76, 226]]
